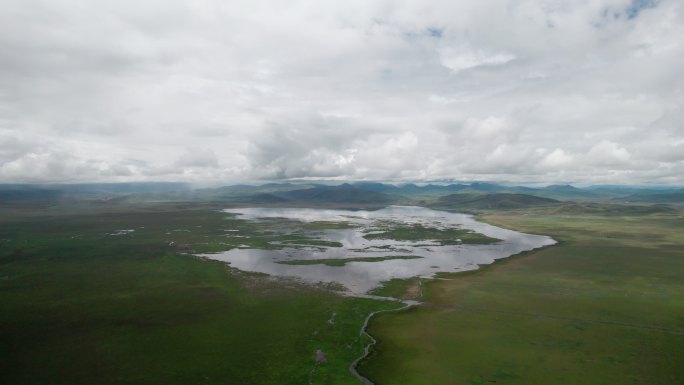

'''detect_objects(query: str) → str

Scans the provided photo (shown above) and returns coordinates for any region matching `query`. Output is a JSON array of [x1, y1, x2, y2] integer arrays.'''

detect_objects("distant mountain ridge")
[[274, 185, 395, 204], [615, 190, 684, 203], [432, 193, 559, 210], [1, 181, 682, 205]]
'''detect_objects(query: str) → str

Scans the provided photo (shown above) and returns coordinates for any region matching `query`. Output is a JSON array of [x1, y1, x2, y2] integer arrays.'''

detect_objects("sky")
[[0, 0, 682, 185]]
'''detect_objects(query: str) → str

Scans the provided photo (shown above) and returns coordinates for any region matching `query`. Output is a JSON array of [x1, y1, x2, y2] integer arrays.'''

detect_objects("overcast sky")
[[0, 0, 682, 185]]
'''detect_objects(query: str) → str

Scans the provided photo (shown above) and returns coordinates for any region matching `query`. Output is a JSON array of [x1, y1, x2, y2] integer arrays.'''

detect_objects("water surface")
[[199, 206, 555, 294]]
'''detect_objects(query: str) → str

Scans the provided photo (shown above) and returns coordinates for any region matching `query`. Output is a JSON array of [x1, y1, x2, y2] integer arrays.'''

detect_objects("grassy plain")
[[360, 206, 684, 385], [0, 202, 400, 385], [369, 277, 423, 301]]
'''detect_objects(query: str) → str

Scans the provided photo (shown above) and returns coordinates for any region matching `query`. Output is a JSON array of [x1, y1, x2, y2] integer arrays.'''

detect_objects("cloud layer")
[[1, 0, 682, 184]]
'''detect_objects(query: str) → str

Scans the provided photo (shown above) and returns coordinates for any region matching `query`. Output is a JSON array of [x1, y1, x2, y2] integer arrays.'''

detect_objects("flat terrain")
[[3, 200, 683, 385], [360, 207, 684, 384], [0, 203, 400, 385]]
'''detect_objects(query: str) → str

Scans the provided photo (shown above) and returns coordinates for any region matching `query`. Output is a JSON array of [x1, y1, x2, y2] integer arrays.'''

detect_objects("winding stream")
[[198, 206, 555, 384], [349, 300, 418, 385]]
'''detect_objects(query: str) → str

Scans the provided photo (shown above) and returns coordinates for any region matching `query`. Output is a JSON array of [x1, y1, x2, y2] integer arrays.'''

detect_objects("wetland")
[[200, 206, 555, 294]]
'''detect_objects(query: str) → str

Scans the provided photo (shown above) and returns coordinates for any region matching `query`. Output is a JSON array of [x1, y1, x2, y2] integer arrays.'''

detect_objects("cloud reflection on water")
[[200, 206, 555, 294]]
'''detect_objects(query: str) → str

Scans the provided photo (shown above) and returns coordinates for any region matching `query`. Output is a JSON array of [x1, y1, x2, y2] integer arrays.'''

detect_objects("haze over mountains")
[[1, 182, 682, 209]]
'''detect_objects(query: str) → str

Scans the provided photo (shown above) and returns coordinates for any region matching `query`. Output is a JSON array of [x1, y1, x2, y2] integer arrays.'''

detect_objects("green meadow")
[[359, 207, 684, 384], [0, 203, 400, 385], [2, 200, 683, 385], [363, 223, 500, 244]]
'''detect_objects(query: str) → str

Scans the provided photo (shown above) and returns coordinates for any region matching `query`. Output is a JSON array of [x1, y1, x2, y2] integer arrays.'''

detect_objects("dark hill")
[[468, 182, 503, 192], [616, 191, 684, 204], [417, 184, 468, 192], [0, 189, 65, 202], [0, 183, 191, 203], [551, 202, 674, 215], [544, 184, 581, 192], [351, 182, 402, 193], [276, 186, 396, 204], [433, 193, 559, 210], [235, 193, 290, 204], [205, 183, 312, 196]]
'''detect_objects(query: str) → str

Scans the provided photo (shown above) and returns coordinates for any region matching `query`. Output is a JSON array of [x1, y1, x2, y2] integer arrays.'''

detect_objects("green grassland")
[[359, 206, 684, 384], [5, 198, 684, 385], [0, 203, 401, 385], [276, 255, 422, 267], [363, 223, 500, 245], [369, 277, 423, 301]]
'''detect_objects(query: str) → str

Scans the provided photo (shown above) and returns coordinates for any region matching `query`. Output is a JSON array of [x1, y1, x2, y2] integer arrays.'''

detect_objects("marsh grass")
[[363, 223, 499, 245], [369, 277, 423, 301], [0, 203, 401, 385], [360, 207, 684, 385]]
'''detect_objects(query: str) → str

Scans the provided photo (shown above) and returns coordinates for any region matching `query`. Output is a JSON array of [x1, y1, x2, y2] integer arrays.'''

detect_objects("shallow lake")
[[199, 206, 555, 294]]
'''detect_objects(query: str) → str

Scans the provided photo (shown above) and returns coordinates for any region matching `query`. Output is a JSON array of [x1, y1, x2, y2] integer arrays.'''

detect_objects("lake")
[[199, 206, 555, 294]]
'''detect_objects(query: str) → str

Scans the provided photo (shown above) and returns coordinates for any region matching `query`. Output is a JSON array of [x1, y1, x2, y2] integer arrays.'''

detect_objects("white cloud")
[[587, 140, 632, 166], [460, 116, 519, 142], [0, 0, 682, 184], [540, 148, 575, 170], [439, 45, 516, 72], [175, 148, 219, 168]]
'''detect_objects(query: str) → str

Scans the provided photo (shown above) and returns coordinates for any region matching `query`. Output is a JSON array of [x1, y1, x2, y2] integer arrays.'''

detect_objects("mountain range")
[[1, 181, 682, 207]]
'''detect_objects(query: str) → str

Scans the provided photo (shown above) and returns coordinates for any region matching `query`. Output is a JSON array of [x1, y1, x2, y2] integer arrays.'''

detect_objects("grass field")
[[359, 207, 684, 385], [369, 277, 423, 301], [363, 223, 500, 245], [4, 201, 683, 385], [0, 203, 401, 385]]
